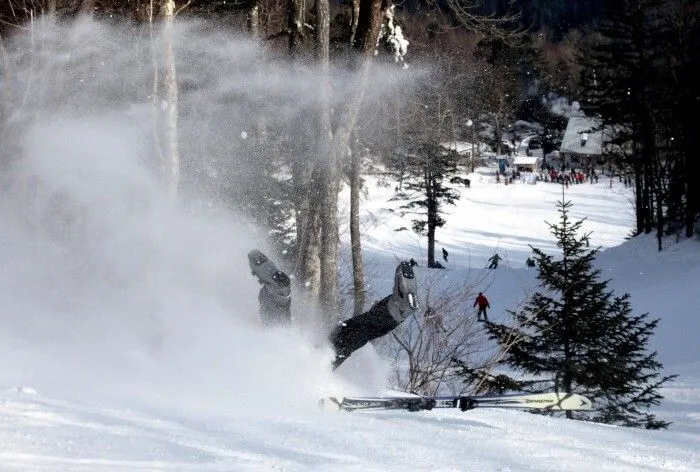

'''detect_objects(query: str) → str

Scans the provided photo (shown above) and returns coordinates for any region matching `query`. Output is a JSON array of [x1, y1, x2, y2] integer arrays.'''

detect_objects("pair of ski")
[[321, 391, 592, 412]]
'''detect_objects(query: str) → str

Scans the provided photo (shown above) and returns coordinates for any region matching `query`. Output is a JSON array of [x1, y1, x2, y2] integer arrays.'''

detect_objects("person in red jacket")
[[474, 292, 490, 321]]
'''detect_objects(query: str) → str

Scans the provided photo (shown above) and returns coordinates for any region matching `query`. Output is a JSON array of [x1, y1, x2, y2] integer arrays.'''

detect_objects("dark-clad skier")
[[247, 253, 418, 369], [247, 250, 291, 326], [487, 253, 502, 269], [329, 261, 419, 369]]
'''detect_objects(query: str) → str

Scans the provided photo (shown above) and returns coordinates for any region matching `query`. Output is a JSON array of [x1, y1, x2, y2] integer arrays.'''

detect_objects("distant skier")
[[487, 253, 502, 269], [474, 292, 490, 321], [329, 261, 419, 370], [442, 248, 449, 263], [247, 250, 291, 326]]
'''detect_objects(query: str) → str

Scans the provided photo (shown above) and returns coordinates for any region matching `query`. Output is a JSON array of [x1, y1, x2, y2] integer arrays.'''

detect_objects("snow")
[[512, 155, 540, 165], [440, 141, 478, 157], [560, 116, 604, 156], [1, 19, 699, 472], [2, 157, 699, 470]]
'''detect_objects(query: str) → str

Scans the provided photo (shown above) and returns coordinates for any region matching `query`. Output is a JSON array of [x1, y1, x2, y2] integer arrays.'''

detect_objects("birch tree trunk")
[[350, 0, 361, 46], [158, 0, 180, 201], [247, 1, 261, 39], [345, 0, 387, 317], [296, 0, 386, 329], [288, 0, 304, 56], [315, 0, 339, 325], [294, 0, 330, 309]]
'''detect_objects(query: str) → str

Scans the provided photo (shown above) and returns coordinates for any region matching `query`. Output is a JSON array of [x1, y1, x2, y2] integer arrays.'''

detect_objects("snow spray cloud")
[[542, 92, 585, 118], [0, 18, 410, 415]]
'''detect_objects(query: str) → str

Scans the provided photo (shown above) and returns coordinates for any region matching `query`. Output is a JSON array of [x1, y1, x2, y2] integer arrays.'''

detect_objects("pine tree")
[[390, 143, 468, 268], [484, 199, 676, 428], [578, 0, 700, 244], [578, 0, 662, 238]]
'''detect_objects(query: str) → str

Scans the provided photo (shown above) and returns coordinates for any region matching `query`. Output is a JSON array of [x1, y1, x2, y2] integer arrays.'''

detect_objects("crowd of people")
[[541, 166, 599, 186], [495, 164, 603, 188]]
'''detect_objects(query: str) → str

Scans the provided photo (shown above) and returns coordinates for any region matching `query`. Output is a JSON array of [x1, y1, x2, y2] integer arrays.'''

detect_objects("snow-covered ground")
[[1, 18, 699, 472], [1, 154, 699, 470]]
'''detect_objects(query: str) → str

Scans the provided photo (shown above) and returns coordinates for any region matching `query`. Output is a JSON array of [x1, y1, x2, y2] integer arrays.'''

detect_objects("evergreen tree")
[[484, 199, 676, 428], [390, 143, 468, 268], [578, 0, 700, 243], [578, 0, 662, 238]]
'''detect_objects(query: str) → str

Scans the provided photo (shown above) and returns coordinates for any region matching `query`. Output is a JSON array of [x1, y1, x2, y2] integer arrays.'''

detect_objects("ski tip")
[[571, 394, 593, 411], [539, 392, 593, 411], [319, 397, 344, 412]]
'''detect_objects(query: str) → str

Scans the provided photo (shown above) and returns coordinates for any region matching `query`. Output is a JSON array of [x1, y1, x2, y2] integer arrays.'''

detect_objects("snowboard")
[[320, 392, 592, 412]]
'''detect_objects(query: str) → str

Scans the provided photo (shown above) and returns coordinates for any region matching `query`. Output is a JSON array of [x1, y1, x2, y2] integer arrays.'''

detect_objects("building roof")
[[440, 141, 477, 156], [512, 156, 541, 166], [559, 116, 604, 156]]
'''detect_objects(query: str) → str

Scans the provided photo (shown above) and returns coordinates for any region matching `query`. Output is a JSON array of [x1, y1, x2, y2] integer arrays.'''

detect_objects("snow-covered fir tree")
[[484, 199, 676, 428]]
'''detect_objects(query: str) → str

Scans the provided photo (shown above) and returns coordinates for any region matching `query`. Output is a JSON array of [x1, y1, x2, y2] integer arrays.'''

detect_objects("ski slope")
[[1, 388, 697, 472], [1, 158, 699, 471], [1, 18, 699, 472]]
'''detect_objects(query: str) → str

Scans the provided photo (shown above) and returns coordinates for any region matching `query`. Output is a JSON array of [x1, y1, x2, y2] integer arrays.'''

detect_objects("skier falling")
[[247, 251, 419, 370], [247, 249, 292, 326], [329, 261, 418, 369]]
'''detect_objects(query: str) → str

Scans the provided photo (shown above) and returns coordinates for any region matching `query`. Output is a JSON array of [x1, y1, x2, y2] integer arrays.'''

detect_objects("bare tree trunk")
[[296, 182, 322, 301], [294, 0, 331, 310], [247, 0, 261, 39], [319, 144, 340, 323], [349, 0, 360, 46], [293, 156, 317, 291], [634, 160, 644, 235], [295, 0, 384, 328], [288, 0, 309, 289], [353, 0, 386, 51], [426, 170, 436, 267], [314, 0, 341, 326], [148, 1, 163, 191], [349, 135, 365, 316], [286, 0, 307, 274], [159, 0, 180, 201], [315, 0, 330, 63], [342, 0, 388, 319], [494, 111, 502, 156], [288, 0, 303, 56]]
